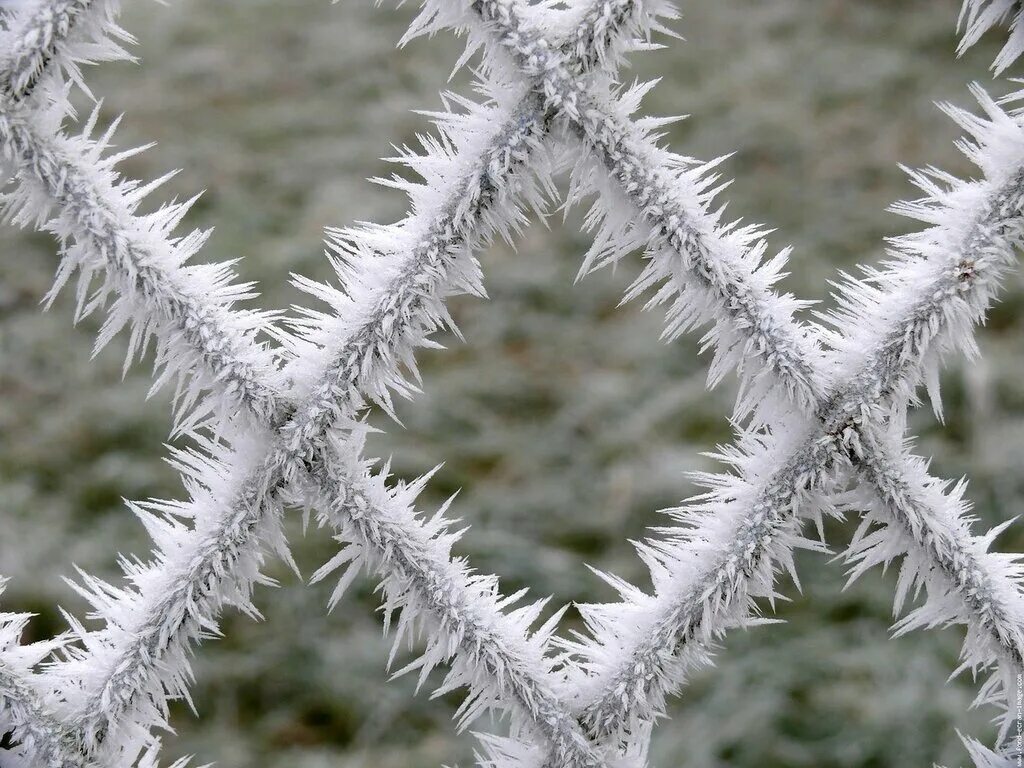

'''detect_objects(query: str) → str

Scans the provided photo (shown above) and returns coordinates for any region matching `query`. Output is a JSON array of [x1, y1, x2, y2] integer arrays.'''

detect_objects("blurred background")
[[1, 1, 1023, 766]]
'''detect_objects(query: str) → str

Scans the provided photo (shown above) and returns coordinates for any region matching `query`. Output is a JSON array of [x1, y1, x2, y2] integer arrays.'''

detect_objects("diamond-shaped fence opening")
[[1, 1, 1024, 766]]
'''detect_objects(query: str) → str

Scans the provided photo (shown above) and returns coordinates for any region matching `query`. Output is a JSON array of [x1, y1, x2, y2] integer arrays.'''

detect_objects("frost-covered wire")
[[0, 0, 130, 103], [567, 39, 1024, 768], [0, 10, 288, 761], [0, 102, 288, 431], [300, 432, 610, 768], [413, 0, 827, 420], [0, 3, 280, 764], [5, 0, 1024, 765], [829, 90, 1024, 746], [561, 87, 1024, 748], [266, 81, 609, 767], [578, 61, 1024, 768], [412, 0, 1024, 761], [0, 1, 643, 765], [0, 72, 573, 768]]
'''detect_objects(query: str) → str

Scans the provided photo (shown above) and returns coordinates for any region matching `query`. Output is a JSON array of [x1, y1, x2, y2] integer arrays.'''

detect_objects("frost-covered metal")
[[0, 0, 1023, 766]]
